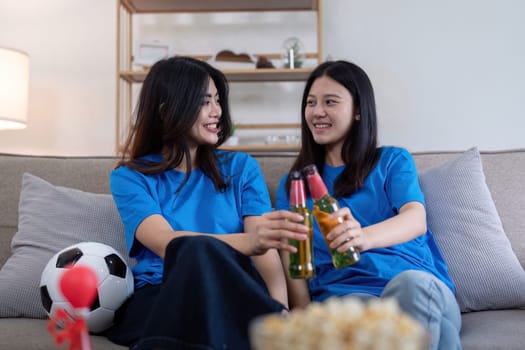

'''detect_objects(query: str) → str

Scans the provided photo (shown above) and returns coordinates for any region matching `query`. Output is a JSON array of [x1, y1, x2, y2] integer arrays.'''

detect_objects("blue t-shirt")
[[275, 146, 454, 301], [110, 151, 272, 288]]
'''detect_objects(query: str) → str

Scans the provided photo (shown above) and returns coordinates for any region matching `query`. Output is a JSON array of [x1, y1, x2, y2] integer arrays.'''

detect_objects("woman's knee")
[[383, 270, 460, 322], [383, 270, 436, 299], [163, 236, 236, 275], [166, 235, 226, 256]]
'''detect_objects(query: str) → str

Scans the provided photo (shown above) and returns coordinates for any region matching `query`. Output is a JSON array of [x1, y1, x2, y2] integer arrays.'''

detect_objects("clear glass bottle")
[[288, 171, 315, 278], [303, 164, 360, 268]]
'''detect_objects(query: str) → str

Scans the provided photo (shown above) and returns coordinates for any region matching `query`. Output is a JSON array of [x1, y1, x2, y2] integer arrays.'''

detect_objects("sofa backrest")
[[1, 150, 524, 270], [0, 155, 118, 266]]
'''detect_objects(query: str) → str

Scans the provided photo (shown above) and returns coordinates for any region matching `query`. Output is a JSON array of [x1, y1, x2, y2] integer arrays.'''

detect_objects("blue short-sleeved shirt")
[[110, 151, 272, 288], [275, 146, 454, 301]]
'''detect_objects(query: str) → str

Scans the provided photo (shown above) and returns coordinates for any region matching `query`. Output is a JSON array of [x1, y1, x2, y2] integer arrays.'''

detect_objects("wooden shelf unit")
[[120, 0, 319, 13], [220, 143, 300, 152], [116, 0, 322, 152], [120, 67, 314, 84]]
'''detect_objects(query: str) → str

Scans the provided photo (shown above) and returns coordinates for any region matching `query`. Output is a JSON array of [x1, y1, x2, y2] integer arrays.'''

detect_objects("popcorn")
[[250, 297, 428, 350]]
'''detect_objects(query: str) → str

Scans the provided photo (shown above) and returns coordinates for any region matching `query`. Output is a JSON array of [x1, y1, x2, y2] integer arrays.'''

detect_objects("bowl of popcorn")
[[250, 297, 428, 350]]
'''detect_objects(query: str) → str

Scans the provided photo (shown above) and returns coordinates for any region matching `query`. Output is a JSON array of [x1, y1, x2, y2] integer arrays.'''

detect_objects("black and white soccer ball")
[[39, 242, 134, 333]]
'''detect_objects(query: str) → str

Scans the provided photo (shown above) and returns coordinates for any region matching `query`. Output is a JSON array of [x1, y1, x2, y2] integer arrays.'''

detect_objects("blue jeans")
[[351, 270, 462, 350]]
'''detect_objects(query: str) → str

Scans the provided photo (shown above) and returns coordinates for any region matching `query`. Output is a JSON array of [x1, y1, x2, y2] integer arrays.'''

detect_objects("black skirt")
[[104, 236, 284, 350]]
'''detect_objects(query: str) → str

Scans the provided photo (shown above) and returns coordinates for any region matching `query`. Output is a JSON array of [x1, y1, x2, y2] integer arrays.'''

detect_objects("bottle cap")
[[290, 171, 306, 206], [303, 164, 328, 200]]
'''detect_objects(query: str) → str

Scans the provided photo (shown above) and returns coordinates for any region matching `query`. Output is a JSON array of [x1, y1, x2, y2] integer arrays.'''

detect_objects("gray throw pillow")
[[419, 147, 525, 312], [0, 173, 127, 318]]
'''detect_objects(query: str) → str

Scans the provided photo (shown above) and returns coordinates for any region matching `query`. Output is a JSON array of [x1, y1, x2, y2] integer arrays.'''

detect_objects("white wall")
[[325, 0, 525, 152], [0, 0, 523, 155], [0, 0, 116, 156]]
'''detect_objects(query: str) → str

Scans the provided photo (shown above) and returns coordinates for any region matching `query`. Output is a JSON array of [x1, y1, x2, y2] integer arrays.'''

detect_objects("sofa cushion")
[[460, 309, 525, 349], [419, 147, 525, 312], [0, 173, 127, 318]]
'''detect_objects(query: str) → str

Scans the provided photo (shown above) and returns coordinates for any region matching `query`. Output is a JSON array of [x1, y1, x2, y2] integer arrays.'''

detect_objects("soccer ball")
[[40, 242, 134, 333]]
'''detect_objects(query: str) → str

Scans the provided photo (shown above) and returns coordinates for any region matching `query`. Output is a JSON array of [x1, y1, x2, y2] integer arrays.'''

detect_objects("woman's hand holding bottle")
[[324, 207, 366, 253], [249, 211, 309, 256]]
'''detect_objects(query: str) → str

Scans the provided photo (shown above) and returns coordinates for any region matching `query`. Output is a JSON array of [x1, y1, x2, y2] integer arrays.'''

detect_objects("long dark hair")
[[117, 56, 232, 192], [287, 60, 381, 197]]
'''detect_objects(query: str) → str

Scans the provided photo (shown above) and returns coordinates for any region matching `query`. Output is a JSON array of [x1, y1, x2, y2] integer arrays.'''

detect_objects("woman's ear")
[[355, 113, 361, 121]]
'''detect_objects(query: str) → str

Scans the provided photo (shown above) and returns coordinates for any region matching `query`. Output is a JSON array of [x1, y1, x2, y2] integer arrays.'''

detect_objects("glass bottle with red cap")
[[288, 171, 315, 278], [303, 164, 360, 268]]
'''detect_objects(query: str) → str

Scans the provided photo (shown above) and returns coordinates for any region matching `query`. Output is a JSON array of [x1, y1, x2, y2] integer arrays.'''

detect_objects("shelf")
[[220, 144, 300, 152], [120, 68, 314, 83], [236, 123, 300, 130], [121, 0, 319, 13]]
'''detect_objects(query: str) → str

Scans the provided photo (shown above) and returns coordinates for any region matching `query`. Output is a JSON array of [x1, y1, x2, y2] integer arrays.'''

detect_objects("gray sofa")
[[0, 149, 524, 350]]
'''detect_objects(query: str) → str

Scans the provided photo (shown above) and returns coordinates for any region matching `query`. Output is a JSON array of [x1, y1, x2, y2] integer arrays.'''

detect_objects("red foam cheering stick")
[[60, 265, 98, 309], [48, 265, 98, 350]]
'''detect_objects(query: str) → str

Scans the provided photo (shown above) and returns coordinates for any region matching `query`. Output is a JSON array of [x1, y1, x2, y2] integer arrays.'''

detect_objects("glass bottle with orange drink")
[[303, 164, 360, 268], [288, 171, 315, 278]]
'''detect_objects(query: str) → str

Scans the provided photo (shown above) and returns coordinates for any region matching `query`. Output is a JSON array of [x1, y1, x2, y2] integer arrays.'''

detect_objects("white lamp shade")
[[0, 47, 30, 130]]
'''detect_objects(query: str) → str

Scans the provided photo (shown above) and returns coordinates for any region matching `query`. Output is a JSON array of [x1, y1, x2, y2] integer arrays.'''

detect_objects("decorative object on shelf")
[[265, 134, 300, 145], [214, 50, 255, 69], [216, 50, 253, 63], [256, 56, 275, 69], [0, 47, 29, 130], [133, 41, 173, 68], [282, 37, 305, 69]]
